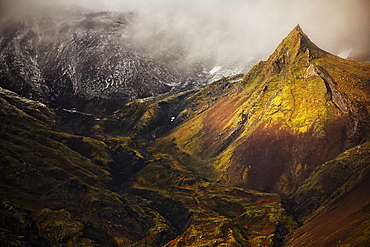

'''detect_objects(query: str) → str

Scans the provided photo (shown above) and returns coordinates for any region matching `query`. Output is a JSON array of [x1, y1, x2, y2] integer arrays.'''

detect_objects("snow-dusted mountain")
[[0, 9, 254, 116]]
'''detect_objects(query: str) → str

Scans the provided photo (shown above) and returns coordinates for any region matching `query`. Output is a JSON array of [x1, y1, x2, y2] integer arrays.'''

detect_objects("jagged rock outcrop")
[[305, 63, 353, 115]]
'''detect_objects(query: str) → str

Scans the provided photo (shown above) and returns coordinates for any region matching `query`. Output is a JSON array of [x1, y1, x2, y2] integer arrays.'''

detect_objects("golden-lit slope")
[[156, 25, 370, 194]]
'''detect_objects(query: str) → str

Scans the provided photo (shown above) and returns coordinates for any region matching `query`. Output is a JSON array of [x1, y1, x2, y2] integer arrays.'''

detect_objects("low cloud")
[[1, 0, 369, 65], [127, 0, 370, 65]]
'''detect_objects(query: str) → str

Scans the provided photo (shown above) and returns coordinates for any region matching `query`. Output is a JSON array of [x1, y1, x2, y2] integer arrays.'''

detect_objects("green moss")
[[0, 89, 175, 246], [0, 228, 28, 247], [108, 137, 145, 159], [150, 25, 370, 201], [80, 136, 113, 165], [36, 208, 84, 244]]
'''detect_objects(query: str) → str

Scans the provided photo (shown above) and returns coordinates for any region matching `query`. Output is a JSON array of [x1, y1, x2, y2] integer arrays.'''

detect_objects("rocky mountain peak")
[[282, 24, 318, 52], [293, 24, 302, 32], [266, 25, 325, 73]]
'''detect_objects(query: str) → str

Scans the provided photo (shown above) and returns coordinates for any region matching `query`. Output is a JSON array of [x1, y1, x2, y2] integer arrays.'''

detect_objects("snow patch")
[[338, 48, 353, 58], [209, 66, 222, 74]]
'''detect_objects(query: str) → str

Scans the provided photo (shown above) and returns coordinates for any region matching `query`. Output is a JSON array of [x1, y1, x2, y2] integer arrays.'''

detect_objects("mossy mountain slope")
[[1, 25, 370, 246], [155, 25, 369, 246], [90, 25, 370, 246], [155, 25, 370, 195], [0, 88, 193, 246], [284, 141, 370, 246], [0, 88, 298, 246]]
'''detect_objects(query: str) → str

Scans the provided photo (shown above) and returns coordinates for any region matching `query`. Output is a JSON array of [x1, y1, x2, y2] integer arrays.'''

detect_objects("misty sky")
[[1, 0, 369, 64]]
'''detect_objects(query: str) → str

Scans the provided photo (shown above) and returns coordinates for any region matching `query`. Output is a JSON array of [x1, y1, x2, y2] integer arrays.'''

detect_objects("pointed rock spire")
[[282, 24, 317, 53], [266, 24, 326, 71], [294, 24, 302, 32]]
